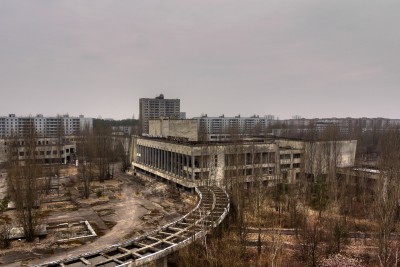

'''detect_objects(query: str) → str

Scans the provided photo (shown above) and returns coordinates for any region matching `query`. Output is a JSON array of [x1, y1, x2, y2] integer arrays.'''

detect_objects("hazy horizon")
[[1, 1, 399, 120]]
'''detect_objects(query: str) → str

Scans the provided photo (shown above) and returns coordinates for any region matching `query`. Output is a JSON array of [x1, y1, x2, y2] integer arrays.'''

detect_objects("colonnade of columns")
[[137, 145, 195, 180]]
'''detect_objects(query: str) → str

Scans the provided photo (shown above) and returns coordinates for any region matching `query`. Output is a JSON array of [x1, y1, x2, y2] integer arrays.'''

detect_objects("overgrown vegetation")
[[172, 126, 400, 267]]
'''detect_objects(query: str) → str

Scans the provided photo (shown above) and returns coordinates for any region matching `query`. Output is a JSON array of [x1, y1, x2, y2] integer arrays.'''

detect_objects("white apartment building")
[[192, 114, 275, 140], [0, 114, 93, 138]]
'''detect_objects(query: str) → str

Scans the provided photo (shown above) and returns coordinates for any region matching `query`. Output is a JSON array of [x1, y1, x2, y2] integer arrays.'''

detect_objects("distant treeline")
[[93, 118, 139, 129]]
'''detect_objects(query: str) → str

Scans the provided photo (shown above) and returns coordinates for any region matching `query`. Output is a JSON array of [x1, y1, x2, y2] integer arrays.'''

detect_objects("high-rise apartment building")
[[139, 94, 180, 134], [0, 114, 93, 138]]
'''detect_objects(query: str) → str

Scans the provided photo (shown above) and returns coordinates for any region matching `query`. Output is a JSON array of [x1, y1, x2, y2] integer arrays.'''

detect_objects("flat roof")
[[135, 135, 275, 146]]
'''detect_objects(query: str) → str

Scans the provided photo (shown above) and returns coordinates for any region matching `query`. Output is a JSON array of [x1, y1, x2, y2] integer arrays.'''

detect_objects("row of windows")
[[225, 152, 276, 166], [9, 148, 72, 157], [280, 153, 302, 160], [224, 167, 275, 177], [281, 163, 301, 169]]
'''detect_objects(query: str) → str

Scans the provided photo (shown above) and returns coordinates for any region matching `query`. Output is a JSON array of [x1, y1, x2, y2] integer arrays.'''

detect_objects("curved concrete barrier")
[[36, 185, 230, 267]]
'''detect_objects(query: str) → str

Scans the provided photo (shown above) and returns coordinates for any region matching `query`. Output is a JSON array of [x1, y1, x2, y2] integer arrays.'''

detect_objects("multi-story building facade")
[[131, 136, 357, 190], [0, 114, 93, 138], [191, 114, 275, 140], [270, 117, 400, 138], [0, 136, 77, 165], [131, 136, 284, 190], [131, 121, 357, 190], [139, 94, 180, 134], [0, 114, 92, 165]]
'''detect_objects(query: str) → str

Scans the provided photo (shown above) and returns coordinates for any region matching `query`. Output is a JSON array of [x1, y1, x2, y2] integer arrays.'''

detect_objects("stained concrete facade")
[[131, 136, 305, 188], [131, 136, 357, 188], [148, 119, 199, 141], [0, 136, 77, 165], [278, 139, 357, 176]]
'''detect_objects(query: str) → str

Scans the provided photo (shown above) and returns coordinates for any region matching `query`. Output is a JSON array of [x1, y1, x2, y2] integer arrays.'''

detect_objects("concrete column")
[[148, 147, 151, 165], [157, 149, 160, 170], [155, 148, 157, 169], [137, 145, 140, 163], [191, 155, 195, 180], [167, 151, 171, 172], [178, 153, 181, 178], [180, 153, 184, 178], [149, 147, 152, 166], [174, 152, 178, 175], [173, 152, 176, 175], [142, 146, 145, 164], [186, 155, 189, 180], [161, 150, 165, 171], [178, 153, 180, 176], [167, 151, 170, 173], [152, 147, 155, 166], [157, 148, 160, 169], [139, 146, 142, 164], [159, 149, 161, 169], [182, 154, 185, 178], [164, 150, 167, 171], [147, 147, 150, 165], [145, 147, 148, 165], [169, 151, 173, 173], [163, 150, 167, 171], [152, 147, 155, 167]]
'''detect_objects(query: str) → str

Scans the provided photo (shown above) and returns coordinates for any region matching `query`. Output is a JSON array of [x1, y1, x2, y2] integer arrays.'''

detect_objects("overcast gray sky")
[[1, 1, 399, 120]]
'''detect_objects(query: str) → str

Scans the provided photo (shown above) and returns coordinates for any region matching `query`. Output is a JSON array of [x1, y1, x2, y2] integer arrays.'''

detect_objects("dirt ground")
[[0, 167, 196, 266]]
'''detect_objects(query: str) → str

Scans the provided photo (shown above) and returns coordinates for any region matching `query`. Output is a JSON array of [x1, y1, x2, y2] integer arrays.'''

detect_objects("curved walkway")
[[36, 186, 230, 267]]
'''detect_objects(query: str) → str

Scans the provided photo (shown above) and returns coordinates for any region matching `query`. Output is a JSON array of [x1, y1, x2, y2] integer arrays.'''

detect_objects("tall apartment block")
[[0, 114, 93, 138], [139, 94, 180, 134]]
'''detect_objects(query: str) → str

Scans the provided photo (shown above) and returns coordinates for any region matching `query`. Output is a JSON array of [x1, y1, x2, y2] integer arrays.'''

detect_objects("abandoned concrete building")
[[131, 119, 357, 190], [0, 136, 77, 165]]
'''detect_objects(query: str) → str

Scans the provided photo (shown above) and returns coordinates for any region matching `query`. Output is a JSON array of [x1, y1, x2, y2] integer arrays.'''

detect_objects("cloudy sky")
[[0, 1, 399, 120]]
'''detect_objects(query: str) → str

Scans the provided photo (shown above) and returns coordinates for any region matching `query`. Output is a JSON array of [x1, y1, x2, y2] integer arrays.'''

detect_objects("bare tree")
[[6, 118, 42, 242], [374, 127, 400, 267], [94, 125, 112, 182], [298, 217, 323, 267], [0, 221, 11, 248], [224, 127, 249, 255], [77, 124, 94, 198]]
